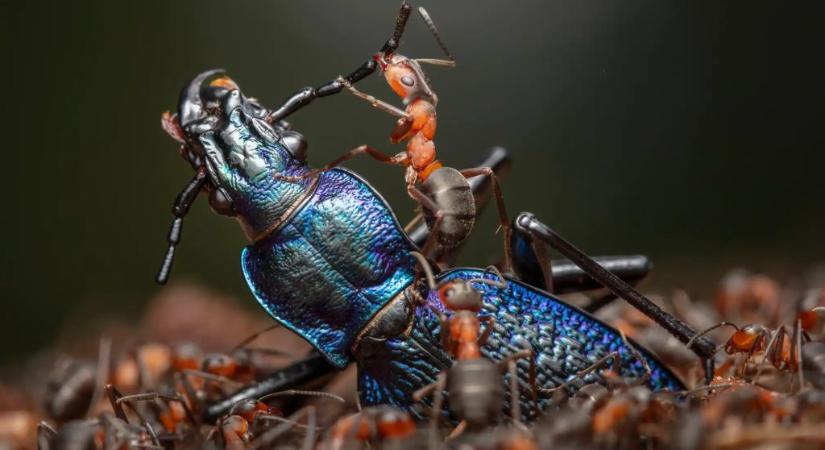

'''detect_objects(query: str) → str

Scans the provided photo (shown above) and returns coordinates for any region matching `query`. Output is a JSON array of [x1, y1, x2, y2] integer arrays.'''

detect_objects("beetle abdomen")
[[420, 167, 475, 249]]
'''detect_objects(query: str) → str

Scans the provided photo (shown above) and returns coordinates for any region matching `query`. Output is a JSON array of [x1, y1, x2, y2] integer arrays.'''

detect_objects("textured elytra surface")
[[242, 168, 418, 368], [356, 269, 683, 419]]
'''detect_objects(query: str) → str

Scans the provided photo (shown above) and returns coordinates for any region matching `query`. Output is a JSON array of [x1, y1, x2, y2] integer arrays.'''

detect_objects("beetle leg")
[[267, 3, 412, 122], [512, 212, 718, 383], [203, 351, 335, 423]]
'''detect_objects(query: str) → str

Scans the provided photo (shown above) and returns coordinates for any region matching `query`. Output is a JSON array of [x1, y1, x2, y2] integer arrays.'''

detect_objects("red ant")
[[209, 391, 338, 450], [688, 299, 824, 385], [327, 406, 416, 450], [410, 252, 536, 436], [276, 3, 513, 265]]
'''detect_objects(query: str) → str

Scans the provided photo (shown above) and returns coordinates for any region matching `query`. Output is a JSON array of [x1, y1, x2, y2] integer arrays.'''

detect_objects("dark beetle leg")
[[408, 149, 652, 298], [512, 212, 717, 382], [203, 351, 334, 423], [512, 219, 654, 295], [268, 2, 413, 123]]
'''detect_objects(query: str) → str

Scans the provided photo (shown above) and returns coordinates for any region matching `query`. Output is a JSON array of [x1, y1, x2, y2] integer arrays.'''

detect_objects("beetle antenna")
[[417, 7, 454, 62], [156, 167, 207, 284], [381, 1, 413, 54]]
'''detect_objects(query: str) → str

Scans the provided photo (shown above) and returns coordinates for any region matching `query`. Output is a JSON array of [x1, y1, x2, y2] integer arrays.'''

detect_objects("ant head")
[[221, 415, 249, 436], [230, 399, 270, 423], [437, 280, 483, 312], [372, 407, 415, 439], [727, 324, 768, 353], [202, 353, 238, 378], [375, 53, 435, 103]]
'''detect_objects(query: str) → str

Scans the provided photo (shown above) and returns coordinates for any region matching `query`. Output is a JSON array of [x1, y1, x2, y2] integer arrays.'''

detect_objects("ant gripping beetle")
[[273, 3, 513, 265], [409, 252, 538, 433], [154, 1, 721, 423]]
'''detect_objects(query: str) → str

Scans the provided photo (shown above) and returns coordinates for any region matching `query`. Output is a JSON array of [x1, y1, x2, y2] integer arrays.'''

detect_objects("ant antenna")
[[417, 7, 455, 63], [258, 389, 345, 404], [410, 251, 437, 291], [469, 265, 507, 289], [155, 167, 207, 284]]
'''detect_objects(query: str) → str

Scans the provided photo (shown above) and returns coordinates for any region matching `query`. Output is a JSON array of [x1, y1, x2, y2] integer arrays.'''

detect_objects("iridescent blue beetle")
[[155, 4, 716, 423]]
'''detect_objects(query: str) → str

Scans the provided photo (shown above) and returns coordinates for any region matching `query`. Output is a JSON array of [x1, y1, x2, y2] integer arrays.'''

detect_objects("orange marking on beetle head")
[[209, 76, 238, 90]]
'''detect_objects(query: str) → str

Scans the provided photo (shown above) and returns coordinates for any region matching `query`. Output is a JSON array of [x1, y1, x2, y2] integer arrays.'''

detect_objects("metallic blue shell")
[[356, 268, 684, 417], [242, 168, 418, 368]]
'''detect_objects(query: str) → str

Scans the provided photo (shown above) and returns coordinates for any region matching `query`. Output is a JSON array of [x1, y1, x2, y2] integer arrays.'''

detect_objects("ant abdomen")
[[420, 166, 475, 250]]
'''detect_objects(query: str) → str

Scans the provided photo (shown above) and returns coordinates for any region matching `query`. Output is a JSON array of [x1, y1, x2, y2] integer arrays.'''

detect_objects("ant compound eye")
[[400, 76, 415, 87]]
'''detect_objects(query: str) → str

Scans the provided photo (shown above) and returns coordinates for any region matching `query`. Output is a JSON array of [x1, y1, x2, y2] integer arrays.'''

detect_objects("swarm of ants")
[[3, 269, 825, 450]]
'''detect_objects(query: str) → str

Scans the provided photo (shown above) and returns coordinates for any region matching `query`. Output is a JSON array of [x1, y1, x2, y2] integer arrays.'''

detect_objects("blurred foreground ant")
[[327, 406, 416, 450], [410, 252, 537, 436]]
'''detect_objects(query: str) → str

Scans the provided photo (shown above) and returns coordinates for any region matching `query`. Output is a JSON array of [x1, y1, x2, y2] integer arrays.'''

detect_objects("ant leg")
[[429, 373, 447, 447], [513, 212, 718, 381], [182, 370, 241, 390], [752, 327, 784, 384], [275, 145, 408, 182], [497, 349, 539, 421], [404, 213, 425, 234], [408, 148, 511, 254], [539, 352, 621, 395], [249, 406, 319, 450], [686, 322, 740, 350], [477, 316, 495, 347], [105, 385, 162, 447], [338, 78, 413, 120], [446, 421, 467, 441], [87, 338, 111, 417], [231, 323, 281, 352], [459, 167, 513, 273], [620, 331, 652, 387], [507, 359, 523, 428], [795, 319, 805, 390], [37, 421, 57, 450], [412, 372, 447, 445], [105, 384, 129, 421], [407, 186, 446, 259]]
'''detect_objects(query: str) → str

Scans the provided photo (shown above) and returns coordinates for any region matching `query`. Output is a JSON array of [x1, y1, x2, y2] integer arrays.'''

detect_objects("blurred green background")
[[3, 1, 823, 362]]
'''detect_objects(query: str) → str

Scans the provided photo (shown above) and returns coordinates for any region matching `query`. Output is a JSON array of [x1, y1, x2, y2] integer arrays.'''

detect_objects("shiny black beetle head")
[[155, 70, 310, 284]]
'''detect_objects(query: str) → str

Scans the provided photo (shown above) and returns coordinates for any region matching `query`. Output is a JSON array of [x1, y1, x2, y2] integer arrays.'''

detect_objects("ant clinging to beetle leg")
[[275, 3, 513, 267]]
